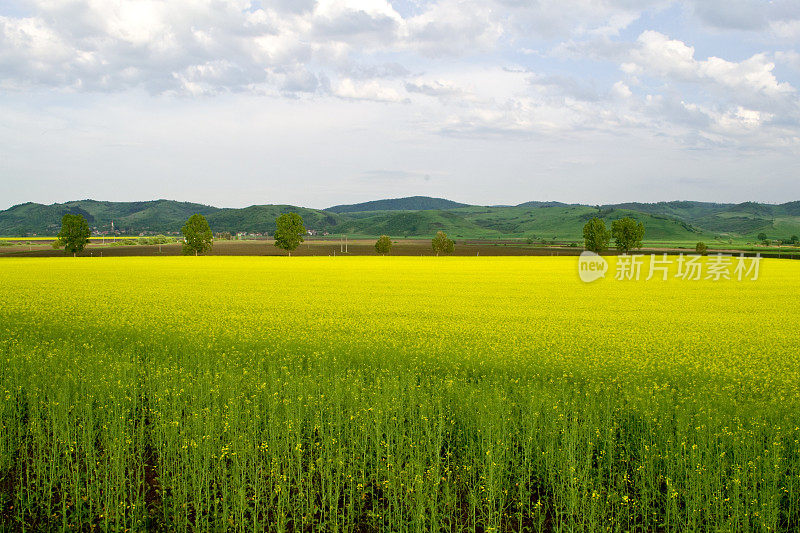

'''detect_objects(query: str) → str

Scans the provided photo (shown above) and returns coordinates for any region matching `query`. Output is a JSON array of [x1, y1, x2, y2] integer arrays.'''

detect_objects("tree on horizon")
[[54, 214, 91, 257], [432, 231, 454, 256], [611, 218, 645, 254], [181, 214, 213, 255], [583, 218, 610, 253], [375, 235, 392, 255], [274, 213, 306, 256]]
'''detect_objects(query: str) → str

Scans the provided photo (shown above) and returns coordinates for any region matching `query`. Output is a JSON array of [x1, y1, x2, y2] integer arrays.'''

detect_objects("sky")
[[1, 0, 799, 210]]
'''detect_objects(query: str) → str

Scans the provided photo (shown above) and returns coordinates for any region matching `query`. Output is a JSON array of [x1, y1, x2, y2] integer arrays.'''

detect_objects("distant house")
[[307, 229, 317, 236]]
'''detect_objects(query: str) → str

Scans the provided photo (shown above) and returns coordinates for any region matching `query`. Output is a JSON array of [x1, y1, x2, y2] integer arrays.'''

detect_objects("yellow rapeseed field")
[[1, 256, 798, 531]]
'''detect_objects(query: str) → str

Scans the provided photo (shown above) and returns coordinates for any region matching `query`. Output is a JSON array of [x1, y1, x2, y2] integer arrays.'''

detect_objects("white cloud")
[[279, 67, 328, 94], [626, 31, 796, 110], [529, 74, 601, 102], [685, 0, 800, 35], [405, 79, 464, 98], [312, 0, 402, 44], [497, 0, 666, 39], [0, 0, 506, 94], [334, 78, 404, 101], [771, 19, 800, 39], [689, 0, 769, 31], [402, 0, 503, 56], [611, 81, 632, 98], [775, 50, 800, 71]]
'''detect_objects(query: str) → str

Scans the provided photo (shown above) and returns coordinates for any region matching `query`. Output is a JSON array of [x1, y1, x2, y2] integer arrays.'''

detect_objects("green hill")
[[207, 206, 344, 234], [340, 210, 498, 238], [452, 206, 706, 240], [603, 201, 800, 240], [0, 200, 345, 236], [515, 201, 571, 208], [0, 200, 218, 235], [2, 197, 799, 242], [605, 201, 731, 220], [327, 196, 469, 213]]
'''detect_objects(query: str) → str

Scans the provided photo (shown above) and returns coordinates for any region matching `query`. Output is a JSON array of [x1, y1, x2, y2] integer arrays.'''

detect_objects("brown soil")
[[0, 240, 792, 258], [0, 240, 586, 257]]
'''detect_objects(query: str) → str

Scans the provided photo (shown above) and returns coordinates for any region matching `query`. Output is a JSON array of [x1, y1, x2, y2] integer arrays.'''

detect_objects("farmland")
[[1, 257, 799, 531], [3, 237, 799, 260]]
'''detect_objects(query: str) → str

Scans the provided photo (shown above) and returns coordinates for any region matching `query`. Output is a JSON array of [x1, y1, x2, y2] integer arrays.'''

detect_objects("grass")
[[1, 256, 799, 531]]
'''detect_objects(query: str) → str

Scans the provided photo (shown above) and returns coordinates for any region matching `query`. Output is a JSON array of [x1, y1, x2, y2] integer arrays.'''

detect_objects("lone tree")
[[181, 214, 213, 255], [55, 213, 91, 256], [791, 235, 799, 246], [582, 217, 610, 253], [431, 231, 454, 256], [757, 232, 768, 242], [695, 242, 708, 255], [611, 217, 645, 254], [274, 212, 306, 256], [374, 235, 393, 255]]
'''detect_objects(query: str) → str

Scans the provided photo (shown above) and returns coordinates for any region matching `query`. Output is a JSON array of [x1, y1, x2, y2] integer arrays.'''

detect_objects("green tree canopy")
[[757, 232, 768, 241], [181, 214, 213, 255], [431, 231, 454, 256], [55, 214, 91, 256], [274, 213, 306, 255], [695, 242, 708, 255], [374, 235, 393, 255], [582, 218, 610, 253], [611, 217, 645, 254]]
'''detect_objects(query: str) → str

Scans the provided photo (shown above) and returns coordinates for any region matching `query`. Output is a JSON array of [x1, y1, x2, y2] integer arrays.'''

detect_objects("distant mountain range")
[[327, 196, 469, 213], [2, 197, 800, 241]]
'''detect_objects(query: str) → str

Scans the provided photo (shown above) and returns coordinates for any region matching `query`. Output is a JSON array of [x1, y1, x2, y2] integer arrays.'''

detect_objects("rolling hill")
[[2, 196, 800, 241], [207, 206, 344, 234], [326, 196, 469, 213], [0, 200, 345, 236], [0, 200, 218, 235], [601, 201, 800, 241]]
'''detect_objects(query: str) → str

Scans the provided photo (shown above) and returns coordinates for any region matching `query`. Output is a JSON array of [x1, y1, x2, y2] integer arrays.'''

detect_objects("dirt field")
[[1, 239, 794, 258], [0, 239, 586, 258]]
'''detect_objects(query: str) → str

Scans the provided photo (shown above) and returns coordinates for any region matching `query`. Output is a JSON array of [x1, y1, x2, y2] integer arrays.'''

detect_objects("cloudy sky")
[[1, 0, 799, 209]]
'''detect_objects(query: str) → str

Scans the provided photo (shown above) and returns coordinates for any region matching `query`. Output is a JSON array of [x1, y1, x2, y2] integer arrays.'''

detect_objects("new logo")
[[578, 251, 608, 283]]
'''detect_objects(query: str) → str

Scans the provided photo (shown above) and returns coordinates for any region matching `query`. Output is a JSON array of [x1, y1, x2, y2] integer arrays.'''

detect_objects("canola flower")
[[0, 256, 799, 531]]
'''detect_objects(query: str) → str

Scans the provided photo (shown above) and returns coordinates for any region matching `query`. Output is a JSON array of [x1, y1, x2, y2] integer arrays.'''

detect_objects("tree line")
[[42, 211, 800, 258], [56, 211, 656, 256], [53, 213, 458, 256], [582, 216, 645, 254], [54, 211, 655, 256]]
